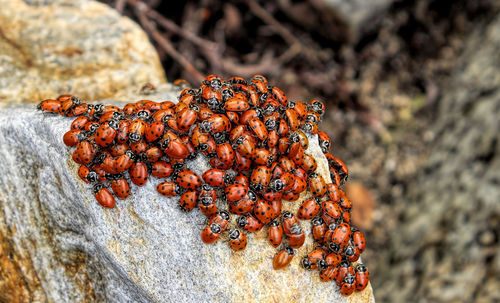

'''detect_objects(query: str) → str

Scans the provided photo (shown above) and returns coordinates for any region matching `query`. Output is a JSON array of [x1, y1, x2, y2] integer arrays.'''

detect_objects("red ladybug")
[[128, 119, 146, 142], [225, 183, 248, 202], [344, 245, 360, 262], [253, 199, 274, 224], [71, 116, 90, 130], [281, 211, 298, 235], [237, 214, 263, 233], [176, 169, 202, 190], [248, 118, 268, 141], [308, 173, 327, 198], [144, 146, 163, 162], [288, 223, 306, 248], [202, 168, 233, 187], [145, 120, 165, 142], [319, 266, 339, 282], [110, 175, 131, 199], [216, 143, 235, 167], [352, 229, 366, 254], [63, 129, 82, 147], [129, 162, 148, 186], [114, 150, 135, 173], [300, 154, 317, 173], [179, 190, 198, 212], [157, 181, 182, 197], [250, 166, 271, 191], [198, 196, 218, 217], [201, 223, 222, 244], [311, 217, 327, 242], [228, 191, 256, 214], [225, 96, 250, 112], [330, 223, 352, 253], [340, 274, 356, 296], [325, 183, 342, 202], [228, 229, 247, 251], [355, 264, 370, 291], [93, 183, 115, 208], [38, 99, 61, 113], [301, 248, 327, 270], [297, 197, 321, 220], [75, 140, 95, 164], [321, 200, 342, 220], [268, 220, 283, 248], [116, 120, 130, 143], [77, 165, 97, 183], [336, 260, 355, 286], [208, 211, 230, 232], [273, 247, 294, 270]]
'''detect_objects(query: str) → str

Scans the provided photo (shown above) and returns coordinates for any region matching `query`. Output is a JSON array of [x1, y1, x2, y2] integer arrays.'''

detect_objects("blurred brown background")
[[96, 0, 500, 302]]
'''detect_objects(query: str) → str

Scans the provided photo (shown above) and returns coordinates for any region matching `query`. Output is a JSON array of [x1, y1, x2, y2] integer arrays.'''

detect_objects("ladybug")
[[71, 116, 90, 130], [216, 143, 235, 167], [252, 148, 272, 166], [75, 140, 95, 164], [201, 223, 222, 244], [225, 96, 250, 112], [248, 118, 268, 141], [157, 181, 183, 197], [267, 220, 283, 248], [161, 133, 189, 159], [176, 107, 198, 133], [95, 120, 118, 147], [253, 199, 274, 224], [250, 166, 271, 191], [233, 135, 255, 158], [336, 260, 355, 286], [109, 143, 128, 157], [93, 183, 115, 208], [114, 150, 135, 173], [319, 266, 339, 282], [340, 274, 356, 296], [202, 168, 234, 187], [344, 245, 360, 262], [321, 200, 342, 220], [129, 162, 148, 187], [308, 173, 327, 198], [130, 138, 148, 154], [110, 175, 131, 199], [233, 173, 249, 187], [176, 169, 202, 190], [179, 190, 198, 212], [281, 211, 298, 235], [77, 165, 98, 183], [301, 248, 327, 270], [308, 99, 325, 116], [330, 222, 351, 253], [198, 196, 218, 217], [116, 120, 130, 143], [203, 74, 223, 89], [288, 223, 306, 249], [318, 131, 331, 153], [228, 191, 256, 214], [325, 183, 342, 202], [225, 183, 248, 202], [300, 154, 317, 173], [355, 264, 370, 291], [297, 197, 321, 220], [63, 129, 82, 147], [208, 211, 230, 232], [145, 120, 165, 142], [38, 99, 61, 113], [273, 247, 294, 270], [237, 214, 263, 233], [311, 217, 328, 242], [284, 108, 300, 131], [352, 229, 366, 254], [144, 146, 163, 162], [325, 252, 342, 269], [228, 229, 247, 251], [288, 141, 304, 166], [128, 119, 146, 142], [267, 130, 279, 148]]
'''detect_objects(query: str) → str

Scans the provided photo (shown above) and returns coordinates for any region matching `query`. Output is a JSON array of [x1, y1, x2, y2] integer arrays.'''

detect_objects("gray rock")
[[0, 86, 375, 302], [0, 0, 165, 105]]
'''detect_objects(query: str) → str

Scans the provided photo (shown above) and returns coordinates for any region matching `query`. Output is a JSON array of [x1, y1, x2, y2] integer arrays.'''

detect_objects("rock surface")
[[0, 0, 165, 105], [0, 86, 375, 302], [373, 12, 500, 303]]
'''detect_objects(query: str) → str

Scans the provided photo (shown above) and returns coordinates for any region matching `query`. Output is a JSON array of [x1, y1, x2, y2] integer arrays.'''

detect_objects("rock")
[[374, 13, 500, 303], [0, 86, 375, 302], [0, 0, 165, 105], [322, 0, 395, 42]]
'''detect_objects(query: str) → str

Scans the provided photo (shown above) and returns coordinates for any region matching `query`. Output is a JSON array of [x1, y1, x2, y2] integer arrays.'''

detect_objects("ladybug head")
[[86, 171, 98, 183], [200, 196, 213, 206], [129, 133, 141, 143], [219, 210, 230, 221], [108, 119, 120, 129], [264, 119, 277, 131], [311, 217, 324, 226], [344, 273, 355, 284], [290, 223, 302, 235], [92, 183, 104, 194], [199, 120, 211, 133], [213, 132, 227, 144], [284, 246, 295, 255], [301, 257, 312, 270], [269, 179, 284, 192], [70, 96, 81, 105], [136, 109, 150, 120], [356, 264, 367, 272], [237, 215, 248, 228], [210, 223, 222, 234], [328, 243, 341, 253], [344, 246, 355, 257], [282, 211, 293, 219], [228, 229, 240, 240]]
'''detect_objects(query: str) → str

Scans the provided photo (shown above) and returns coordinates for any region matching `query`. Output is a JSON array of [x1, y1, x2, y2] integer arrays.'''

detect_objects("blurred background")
[[95, 0, 499, 301], [1, 0, 499, 302]]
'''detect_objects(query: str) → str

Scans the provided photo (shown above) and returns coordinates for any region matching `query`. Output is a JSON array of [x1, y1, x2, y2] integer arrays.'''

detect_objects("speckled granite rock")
[[0, 85, 375, 302], [374, 12, 500, 303], [0, 0, 165, 105]]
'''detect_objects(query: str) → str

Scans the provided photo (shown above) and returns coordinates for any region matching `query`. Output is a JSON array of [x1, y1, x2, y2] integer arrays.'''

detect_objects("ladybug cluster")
[[38, 74, 369, 296]]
